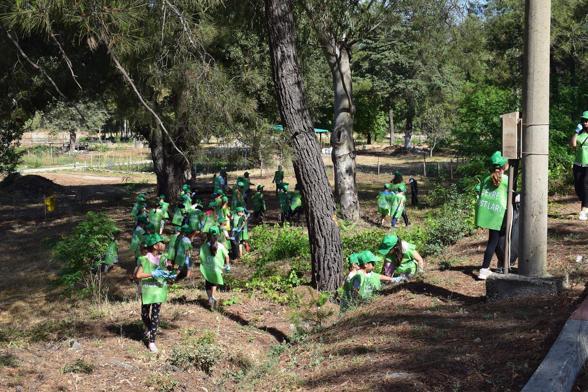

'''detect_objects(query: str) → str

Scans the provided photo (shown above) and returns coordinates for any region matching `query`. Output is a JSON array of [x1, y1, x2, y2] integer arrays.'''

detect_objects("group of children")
[[377, 171, 412, 227], [340, 234, 425, 311]]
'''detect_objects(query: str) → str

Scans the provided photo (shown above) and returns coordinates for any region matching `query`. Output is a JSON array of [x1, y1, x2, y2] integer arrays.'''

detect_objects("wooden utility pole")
[[520, 0, 550, 277]]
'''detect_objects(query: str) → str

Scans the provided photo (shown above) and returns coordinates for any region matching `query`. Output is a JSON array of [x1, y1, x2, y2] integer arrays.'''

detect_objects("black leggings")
[[573, 165, 588, 208], [141, 303, 161, 343], [482, 229, 504, 269]]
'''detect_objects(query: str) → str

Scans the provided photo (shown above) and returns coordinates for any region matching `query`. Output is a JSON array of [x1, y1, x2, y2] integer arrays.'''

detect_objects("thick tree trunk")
[[143, 126, 188, 201], [388, 108, 395, 146], [265, 0, 343, 291], [322, 42, 360, 221], [68, 129, 77, 152]]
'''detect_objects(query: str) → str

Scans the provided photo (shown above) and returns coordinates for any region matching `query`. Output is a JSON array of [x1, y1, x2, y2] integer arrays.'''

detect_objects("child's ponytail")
[[208, 233, 218, 256]]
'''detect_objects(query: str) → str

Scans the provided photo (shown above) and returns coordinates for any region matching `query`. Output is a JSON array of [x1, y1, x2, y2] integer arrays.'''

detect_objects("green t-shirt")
[[171, 207, 184, 226], [390, 193, 406, 219], [352, 271, 382, 300], [273, 170, 284, 185], [231, 189, 245, 209], [199, 242, 228, 285], [232, 214, 248, 241], [389, 183, 407, 193], [475, 174, 508, 231], [139, 254, 169, 305], [278, 192, 290, 212], [251, 192, 266, 213], [289, 191, 302, 210], [384, 241, 418, 276], [159, 201, 170, 219], [213, 175, 225, 193], [576, 132, 588, 165], [377, 191, 392, 213], [149, 208, 165, 230], [174, 236, 193, 268], [166, 233, 179, 261], [103, 241, 118, 266], [130, 226, 145, 259]]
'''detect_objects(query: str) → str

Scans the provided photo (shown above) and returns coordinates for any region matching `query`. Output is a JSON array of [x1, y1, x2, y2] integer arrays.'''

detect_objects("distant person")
[[571, 112, 588, 221], [474, 151, 509, 280], [272, 165, 285, 195], [390, 171, 410, 226], [408, 176, 419, 206], [251, 185, 267, 223], [376, 184, 394, 227]]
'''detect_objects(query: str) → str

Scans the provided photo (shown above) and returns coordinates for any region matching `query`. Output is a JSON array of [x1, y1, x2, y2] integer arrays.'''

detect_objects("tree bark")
[[324, 42, 360, 221], [68, 129, 77, 152], [388, 108, 395, 146], [265, 0, 343, 291], [404, 97, 415, 149], [142, 125, 188, 201]]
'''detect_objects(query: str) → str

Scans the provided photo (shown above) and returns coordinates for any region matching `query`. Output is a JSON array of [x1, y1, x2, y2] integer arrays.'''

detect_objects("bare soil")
[[0, 156, 586, 391]]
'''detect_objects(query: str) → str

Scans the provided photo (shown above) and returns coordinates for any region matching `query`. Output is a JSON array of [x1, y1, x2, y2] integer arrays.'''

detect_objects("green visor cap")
[[208, 226, 220, 235], [235, 207, 245, 213], [222, 196, 228, 203], [378, 234, 399, 255], [236, 181, 245, 187], [581, 111, 588, 120], [257, 185, 264, 191], [182, 184, 190, 190], [159, 194, 165, 199], [357, 250, 381, 266], [180, 224, 193, 234], [347, 253, 360, 266], [143, 234, 164, 247], [489, 151, 508, 168]]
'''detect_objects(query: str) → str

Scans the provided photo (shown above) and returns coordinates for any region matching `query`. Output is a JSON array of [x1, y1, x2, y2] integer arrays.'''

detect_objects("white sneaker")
[[579, 211, 588, 221], [478, 268, 493, 280], [208, 297, 217, 310], [148, 342, 158, 353]]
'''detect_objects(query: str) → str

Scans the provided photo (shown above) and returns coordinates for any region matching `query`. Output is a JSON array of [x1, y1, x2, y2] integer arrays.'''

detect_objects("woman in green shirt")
[[475, 151, 509, 280], [571, 111, 588, 221], [134, 234, 176, 353], [200, 226, 229, 310]]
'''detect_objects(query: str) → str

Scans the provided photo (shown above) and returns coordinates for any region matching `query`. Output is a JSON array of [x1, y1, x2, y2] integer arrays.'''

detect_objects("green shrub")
[[53, 212, 119, 299], [169, 333, 222, 374], [145, 373, 179, 392], [248, 224, 310, 265], [62, 359, 94, 374]]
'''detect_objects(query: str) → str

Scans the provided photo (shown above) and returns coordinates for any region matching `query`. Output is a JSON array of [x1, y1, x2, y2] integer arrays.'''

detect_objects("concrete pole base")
[[486, 273, 563, 302]]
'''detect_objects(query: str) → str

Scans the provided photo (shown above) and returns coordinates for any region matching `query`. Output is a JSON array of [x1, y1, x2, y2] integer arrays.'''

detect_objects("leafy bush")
[[248, 224, 310, 266], [145, 373, 179, 392], [62, 359, 94, 374], [169, 333, 222, 374], [53, 212, 119, 299]]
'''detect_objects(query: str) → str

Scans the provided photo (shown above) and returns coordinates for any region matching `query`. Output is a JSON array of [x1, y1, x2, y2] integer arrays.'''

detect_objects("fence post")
[[437, 162, 440, 177], [450, 159, 454, 179], [377, 156, 381, 176], [423, 154, 427, 177]]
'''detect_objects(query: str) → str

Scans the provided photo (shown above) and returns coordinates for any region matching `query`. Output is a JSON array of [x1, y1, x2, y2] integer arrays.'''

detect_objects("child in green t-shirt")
[[251, 185, 266, 223], [199, 226, 229, 310], [377, 234, 424, 279], [350, 251, 395, 301], [278, 183, 291, 224], [272, 165, 285, 195], [134, 234, 176, 353], [173, 224, 195, 280], [377, 184, 394, 227], [230, 207, 249, 259], [390, 190, 406, 228]]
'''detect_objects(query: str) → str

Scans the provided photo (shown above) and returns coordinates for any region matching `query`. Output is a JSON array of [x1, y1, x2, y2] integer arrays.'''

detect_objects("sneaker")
[[478, 268, 493, 280], [143, 330, 151, 342], [208, 297, 217, 310], [579, 211, 588, 221], [148, 342, 158, 353], [224, 264, 231, 273]]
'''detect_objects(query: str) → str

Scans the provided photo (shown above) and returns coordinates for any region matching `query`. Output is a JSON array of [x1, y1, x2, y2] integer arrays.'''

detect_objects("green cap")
[[357, 250, 381, 266], [377, 234, 399, 255], [182, 184, 190, 191], [257, 185, 264, 191], [208, 201, 217, 209], [180, 224, 193, 234], [489, 151, 508, 168], [218, 217, 227, 223], [159, 194, 165, 199], [208, 226, 220, 235], [143, 234, 163, 247], [282, 183, 289, 190], [384, 183, 393, 190], [222, 196, 228, 203], [237, 181, 245, 187], [347, 253, 360, 266], [581, 111, 588, 120], [235, 206, 245, 213]]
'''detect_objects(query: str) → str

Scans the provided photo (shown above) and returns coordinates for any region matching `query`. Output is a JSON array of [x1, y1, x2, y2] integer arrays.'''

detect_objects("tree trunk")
[[388, 108, 395, 146], [322, 41, 360, 221], [143, 125, 188, 201], [367, 132, 372, 145], [265, 0, 343, 291], [404, 98, 415, 149], [68, 129, 77, 152]]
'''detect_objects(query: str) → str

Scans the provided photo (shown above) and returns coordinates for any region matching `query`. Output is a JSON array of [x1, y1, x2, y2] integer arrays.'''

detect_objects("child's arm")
[[413, 251, 425, 271], [134, 266, 152, 279]]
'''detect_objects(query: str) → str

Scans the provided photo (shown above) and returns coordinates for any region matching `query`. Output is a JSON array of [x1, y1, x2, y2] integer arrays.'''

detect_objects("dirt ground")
[[0, 151, 587, 391]]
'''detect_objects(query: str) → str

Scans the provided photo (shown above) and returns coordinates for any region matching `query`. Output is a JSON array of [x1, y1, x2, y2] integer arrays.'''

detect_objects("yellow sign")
[[44, 195, 56, 213]]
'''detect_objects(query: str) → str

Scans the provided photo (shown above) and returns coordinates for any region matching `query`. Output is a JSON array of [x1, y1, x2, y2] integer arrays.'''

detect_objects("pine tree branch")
[[48, 27, 83, 91], [109, 50, 191, 168]]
